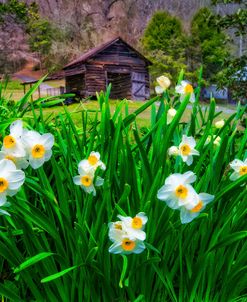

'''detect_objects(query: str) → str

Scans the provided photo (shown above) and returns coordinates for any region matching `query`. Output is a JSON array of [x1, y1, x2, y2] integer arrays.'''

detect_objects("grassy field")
[[37, 99, 242, 129]]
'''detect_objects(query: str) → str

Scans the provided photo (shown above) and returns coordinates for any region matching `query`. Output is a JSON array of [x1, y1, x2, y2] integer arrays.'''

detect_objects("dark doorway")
[[107, 72, 132, 99], [65, 73, 85, 97]]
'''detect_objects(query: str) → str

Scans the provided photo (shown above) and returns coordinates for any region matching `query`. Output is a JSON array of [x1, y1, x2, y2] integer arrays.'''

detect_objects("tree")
[[189, 8, 230, 83], [211, 0, 247, 101], [141, 11, 187, 85]]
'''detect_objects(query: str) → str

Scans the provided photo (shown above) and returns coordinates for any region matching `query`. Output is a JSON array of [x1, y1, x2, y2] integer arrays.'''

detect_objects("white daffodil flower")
[[109, 237, 146, 255], [78, 151, 106, 172], [157, 171, 198, 210], [0, 159, 25, 205], [22, 130, 54, 169], [0, 150, 29, 170], [180, 193, 215, 224], [178, 135, 199, 166], [205, 135, 221, 147], [168, 146, 179, 157], [215, 120, 225, 129], [167, 108, 177, 124], [117, 212, 148, 241], [73, 166, 103, 196], [175, 80, 195, 103], [155, 75, 171, 94], [229, 159, 247, 181], [2, 120, 26, 157], [108, 221, 126, 242]]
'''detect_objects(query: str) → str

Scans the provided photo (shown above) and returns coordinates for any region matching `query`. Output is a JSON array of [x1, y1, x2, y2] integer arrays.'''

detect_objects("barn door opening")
[[107, 72, 131, 99], [65, 73, 85, 97], [132, 72, 146, 100]]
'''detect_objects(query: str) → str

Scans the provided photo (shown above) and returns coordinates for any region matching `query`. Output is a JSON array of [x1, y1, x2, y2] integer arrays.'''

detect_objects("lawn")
[[37, 99, 242, 129]]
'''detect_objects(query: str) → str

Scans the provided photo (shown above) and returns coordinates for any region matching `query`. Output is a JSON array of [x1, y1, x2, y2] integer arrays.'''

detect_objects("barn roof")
[[64, 37, 152, 69]]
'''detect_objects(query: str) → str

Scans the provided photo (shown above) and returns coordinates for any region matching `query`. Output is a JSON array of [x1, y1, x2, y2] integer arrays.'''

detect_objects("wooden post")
[[30, 84, 33, 102], [23, 84, 26, 95]]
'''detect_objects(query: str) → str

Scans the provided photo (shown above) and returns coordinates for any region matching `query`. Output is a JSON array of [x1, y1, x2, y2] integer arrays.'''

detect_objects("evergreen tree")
[[142, 11, 187, 85], [189, 7, 230, 83]]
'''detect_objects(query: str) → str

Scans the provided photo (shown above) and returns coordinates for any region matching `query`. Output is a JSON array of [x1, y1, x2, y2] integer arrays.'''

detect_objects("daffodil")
[[109, 237, 146, 254], [205, 135, 221, 147], [168, 146, 179, 157], [108, 220, 146, 255], [0, 150, 29, 170], [73, 165, 103, 196], [0, 159, 25, 205], [167, 108, 177, 124], [117, 212, 148, 241], [229, 159, 247, 181], [175, 80, 195, 103], [180, 193, 215, 224], [178, 135, 199, 166], [22, 130, 54, 169], [157, 171, 198, 210], [79, 151, 106, 172], [215, 120, 225, 129], [2, 120, 26, 157], [155, 75, 171, 94]]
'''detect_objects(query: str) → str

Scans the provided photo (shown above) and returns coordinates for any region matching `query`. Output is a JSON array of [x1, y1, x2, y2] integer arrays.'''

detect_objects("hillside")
[[0, 0, 243, 74]]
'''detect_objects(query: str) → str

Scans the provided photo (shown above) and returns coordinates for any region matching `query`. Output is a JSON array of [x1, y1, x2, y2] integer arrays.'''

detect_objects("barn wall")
[[85, 64, 106, 96]]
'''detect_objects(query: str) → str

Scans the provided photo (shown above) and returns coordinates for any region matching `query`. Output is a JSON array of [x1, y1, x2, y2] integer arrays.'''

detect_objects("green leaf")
[[41, 265, 79, 283], [209, 231, 247, 252], [14, 252, 54, 273]]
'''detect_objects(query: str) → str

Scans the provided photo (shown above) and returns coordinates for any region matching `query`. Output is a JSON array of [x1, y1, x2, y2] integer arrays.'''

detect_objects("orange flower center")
[[175, 185, 188, 199], [32, 144, 45, 158], [180, 144, 191, 156], [239, 166, 247, 176], [185, 84, 193, 93], [5, 155, 16, 163], [132, 217, 143, 229], [0, 178, 8, 193], [3, 135, 16, 148], [121, 239, 136, 251], [81, 176, 92, 187], [88, 155, 98, 165], [190, 200, 203, 213]]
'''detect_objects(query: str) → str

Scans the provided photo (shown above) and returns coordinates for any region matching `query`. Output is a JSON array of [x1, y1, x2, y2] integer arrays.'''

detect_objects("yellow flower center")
[[121, 239, 136, 251], [175, 185, 188, 199], [0, 178, 8, 193], [3, 135, 16, 148], [5, 155, 16, 163], [239, 166, 247, 176], [185, 84, 193, 93], [81, 176, 92, 187], [32, 144, 45, 159], [180, 144, 191, 156], [132, 217, 143, 229], [190, 200, 203, 213], [88, 155, 98, 166], [114, 223, 122, 230]]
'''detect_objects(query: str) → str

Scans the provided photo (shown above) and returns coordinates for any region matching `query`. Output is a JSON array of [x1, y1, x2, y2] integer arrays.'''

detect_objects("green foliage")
[[211, 0, 247, 100], [189, 8, 230, 83], [0, 76, 246, 301], [142, 11, 187, 84], [27, 19, 53, 57]]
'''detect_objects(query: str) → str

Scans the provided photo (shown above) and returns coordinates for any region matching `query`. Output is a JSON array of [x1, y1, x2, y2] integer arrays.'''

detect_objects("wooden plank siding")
[[63, 37, 151, 100]]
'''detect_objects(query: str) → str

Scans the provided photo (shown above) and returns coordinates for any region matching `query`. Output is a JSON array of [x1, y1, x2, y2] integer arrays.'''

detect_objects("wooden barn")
[[63, 37, 151, 100]]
